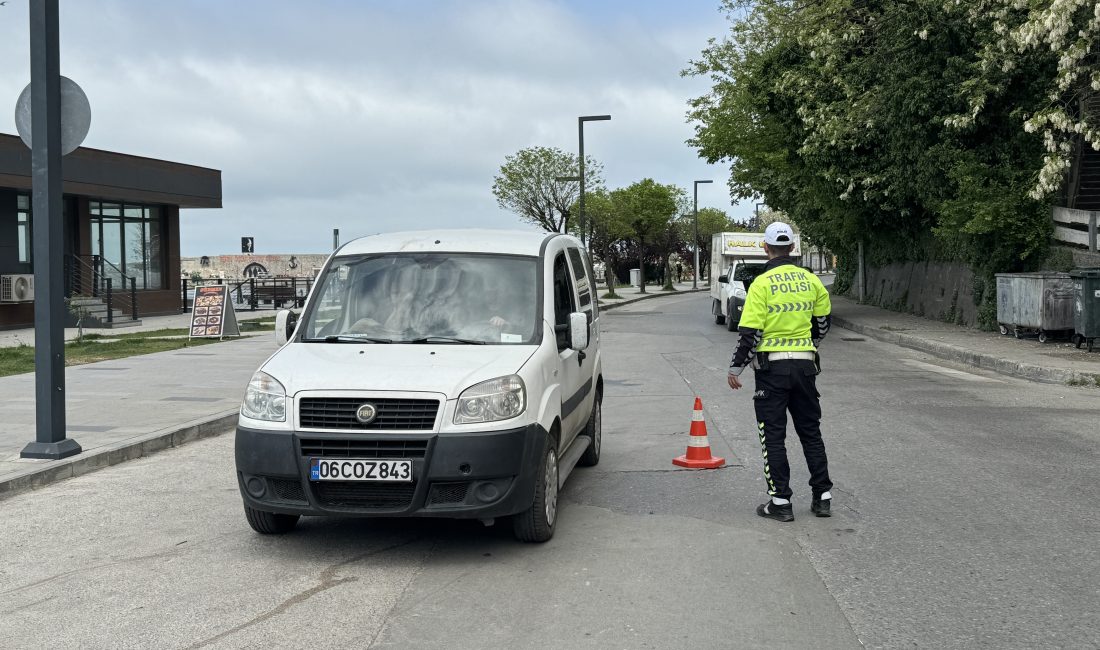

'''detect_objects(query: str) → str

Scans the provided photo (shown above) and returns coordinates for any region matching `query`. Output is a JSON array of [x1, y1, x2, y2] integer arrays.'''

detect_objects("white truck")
[[710, 232, 801, 330]]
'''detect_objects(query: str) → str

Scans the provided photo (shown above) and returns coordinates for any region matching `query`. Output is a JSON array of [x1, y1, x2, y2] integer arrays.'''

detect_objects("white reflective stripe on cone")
[[688, 437, 710, 447], [692, 411, 705, 422]]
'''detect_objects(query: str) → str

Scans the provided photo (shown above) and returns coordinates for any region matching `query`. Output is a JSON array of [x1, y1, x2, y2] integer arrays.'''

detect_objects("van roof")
[[336, 229, 563, 257]]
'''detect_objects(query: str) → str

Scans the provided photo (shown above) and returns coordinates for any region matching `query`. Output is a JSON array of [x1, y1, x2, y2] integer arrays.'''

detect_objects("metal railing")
[[182, 276, 315, 313], [66, 254, 139, 323]]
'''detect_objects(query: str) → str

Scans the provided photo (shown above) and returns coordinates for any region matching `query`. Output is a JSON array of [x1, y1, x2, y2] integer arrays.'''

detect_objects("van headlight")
[[241, 371, 286, 422], [732, 285, 747, 299], [454, 375, 526, 424]]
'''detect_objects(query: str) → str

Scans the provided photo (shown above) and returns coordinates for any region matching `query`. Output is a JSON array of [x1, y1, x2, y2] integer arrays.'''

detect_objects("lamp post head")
[[579, 115, 612, 122]]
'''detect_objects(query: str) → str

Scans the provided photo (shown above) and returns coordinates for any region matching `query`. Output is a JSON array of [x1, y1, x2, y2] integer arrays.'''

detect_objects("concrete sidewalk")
[[0, 309, 276, 348], [0, 286, 701, 500], [831, 294, 1100, 385]]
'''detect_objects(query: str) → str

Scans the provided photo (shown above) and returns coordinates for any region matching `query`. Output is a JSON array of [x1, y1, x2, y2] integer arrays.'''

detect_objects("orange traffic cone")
[[672, 397, 725, 469]]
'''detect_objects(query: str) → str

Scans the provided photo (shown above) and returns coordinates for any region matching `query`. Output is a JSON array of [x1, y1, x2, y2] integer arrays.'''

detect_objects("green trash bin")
[[1070, 268, 1100, 352]]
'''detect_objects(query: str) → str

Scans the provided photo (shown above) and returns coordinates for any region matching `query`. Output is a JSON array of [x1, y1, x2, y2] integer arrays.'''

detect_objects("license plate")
[[309, 458, 413, 482]]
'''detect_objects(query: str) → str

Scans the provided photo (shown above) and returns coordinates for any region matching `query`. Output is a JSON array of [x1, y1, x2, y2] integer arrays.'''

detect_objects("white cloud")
[[0, 0, 750, 255]]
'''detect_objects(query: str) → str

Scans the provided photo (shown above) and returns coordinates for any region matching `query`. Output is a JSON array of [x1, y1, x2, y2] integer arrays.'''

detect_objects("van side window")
[[566, 247, 592, 314], [553, 252, 576, 350]]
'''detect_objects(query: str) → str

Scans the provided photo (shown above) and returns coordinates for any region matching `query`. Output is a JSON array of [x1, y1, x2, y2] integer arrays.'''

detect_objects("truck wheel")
[[1074, 334, 1083, 349], [726, 301, 738, 331], [244, 505, 299, 534], [578, 398, 602, 467], [999, 324, 1009, 336], [513, 436, 558, 543], [1038, 330, 1048, 344]]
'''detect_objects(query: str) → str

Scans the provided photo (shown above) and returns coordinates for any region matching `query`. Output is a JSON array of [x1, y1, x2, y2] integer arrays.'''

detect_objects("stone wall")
[[181, 254, 330, 279], [859, 261, 979, 326]]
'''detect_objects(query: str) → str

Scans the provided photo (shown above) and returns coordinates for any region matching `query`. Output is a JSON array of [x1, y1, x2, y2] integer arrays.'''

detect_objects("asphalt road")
[[2, 292, 1098, 649]]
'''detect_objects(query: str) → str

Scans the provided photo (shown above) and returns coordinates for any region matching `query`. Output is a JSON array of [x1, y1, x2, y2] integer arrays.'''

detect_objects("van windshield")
[[301, 253, 539, 345]]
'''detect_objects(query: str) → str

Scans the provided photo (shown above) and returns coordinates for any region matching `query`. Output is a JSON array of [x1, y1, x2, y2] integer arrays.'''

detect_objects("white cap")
[[763, 222, 795, 246]]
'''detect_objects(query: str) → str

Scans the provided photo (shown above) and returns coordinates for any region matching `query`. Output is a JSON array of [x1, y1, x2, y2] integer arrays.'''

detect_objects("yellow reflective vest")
[[738, 263, 831, 352]]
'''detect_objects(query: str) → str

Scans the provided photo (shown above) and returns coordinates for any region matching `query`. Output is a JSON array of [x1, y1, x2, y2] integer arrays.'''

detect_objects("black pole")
[[692, 180, 712, 290], [22, 0, 79, 460], [576, 115, 610, 245], [578, 119, 584, 239], [182, 278, 188, 313], [130, 277, 138, 320], [106, 278, 113, 323]]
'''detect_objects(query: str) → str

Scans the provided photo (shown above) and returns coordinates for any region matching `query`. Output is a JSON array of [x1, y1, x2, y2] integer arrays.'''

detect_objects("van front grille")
[[299, 438, 429, 459], [299, 398, 439, 431], [312, 482, 417, 509]]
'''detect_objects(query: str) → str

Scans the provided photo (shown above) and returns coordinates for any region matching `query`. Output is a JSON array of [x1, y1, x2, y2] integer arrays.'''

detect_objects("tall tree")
[[572, 189, 632, 297], [492, 146, 603, 233], [677, 206, 740, 282], [612, 179, 681, 294], [685, 0, 1057, 323]]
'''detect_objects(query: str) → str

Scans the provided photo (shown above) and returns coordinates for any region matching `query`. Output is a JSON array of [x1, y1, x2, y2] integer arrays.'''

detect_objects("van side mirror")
[[718, 275, 729, 284], [275, 309, 299, 346], [568, 312, 589, 351]]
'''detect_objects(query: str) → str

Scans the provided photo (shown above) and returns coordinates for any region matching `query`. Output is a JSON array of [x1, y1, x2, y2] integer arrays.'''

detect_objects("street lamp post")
[[754, 202, 766, 231], [578, 115, 610, 247], [693, 180, 713, 290]]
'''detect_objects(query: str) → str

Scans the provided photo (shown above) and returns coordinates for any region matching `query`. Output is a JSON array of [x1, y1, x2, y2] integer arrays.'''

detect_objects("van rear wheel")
[[244, 505, 299, 534], [512, 437, 558, 543], [578, 398, 602, 467]]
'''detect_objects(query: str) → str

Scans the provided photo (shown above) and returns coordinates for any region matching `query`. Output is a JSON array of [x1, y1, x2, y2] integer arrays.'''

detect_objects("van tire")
[[512, 436, 558, 543], [244, 505, 300, 534], [578, 398, 602, 467], [714, 300, 726, 325], [725, 300, 738, 331]]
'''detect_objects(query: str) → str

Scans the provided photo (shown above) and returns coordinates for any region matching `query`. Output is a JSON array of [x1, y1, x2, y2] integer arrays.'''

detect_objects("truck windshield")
[[300, 253, 539, 345], [734, 263, 766, 283]]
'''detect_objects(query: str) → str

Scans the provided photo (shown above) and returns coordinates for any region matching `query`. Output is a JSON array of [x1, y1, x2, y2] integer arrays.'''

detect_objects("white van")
[[235, 230, 602, 542]]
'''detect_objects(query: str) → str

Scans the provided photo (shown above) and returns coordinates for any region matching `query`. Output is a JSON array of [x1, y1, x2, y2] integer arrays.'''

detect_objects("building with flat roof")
[[0, 133, 221, 328]]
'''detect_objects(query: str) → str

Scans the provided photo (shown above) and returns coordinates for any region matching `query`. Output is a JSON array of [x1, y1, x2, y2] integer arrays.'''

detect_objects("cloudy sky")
[[0, 0, 745, 256]]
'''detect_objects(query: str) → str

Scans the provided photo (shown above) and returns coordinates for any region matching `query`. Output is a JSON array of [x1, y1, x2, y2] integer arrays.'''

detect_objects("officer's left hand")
[[727, 373, 742, 390]]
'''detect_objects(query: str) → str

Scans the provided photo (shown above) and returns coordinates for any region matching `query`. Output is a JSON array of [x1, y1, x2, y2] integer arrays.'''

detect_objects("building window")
[[89, 201, 165, 290], [17, 194, 31, 264]]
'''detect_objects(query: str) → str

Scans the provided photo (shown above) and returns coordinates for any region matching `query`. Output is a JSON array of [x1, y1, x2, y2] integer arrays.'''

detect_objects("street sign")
[[15, 75, 91, 155], [241, 237, 254, 254]]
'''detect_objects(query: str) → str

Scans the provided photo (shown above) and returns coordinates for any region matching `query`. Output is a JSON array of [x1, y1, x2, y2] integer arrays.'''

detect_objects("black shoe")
[[756, 500, 794, 522], [811, 497, 831, 517]]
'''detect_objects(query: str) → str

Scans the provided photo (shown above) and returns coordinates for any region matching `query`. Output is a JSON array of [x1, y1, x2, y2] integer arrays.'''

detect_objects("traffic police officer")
[[727, 222, 834, 522]]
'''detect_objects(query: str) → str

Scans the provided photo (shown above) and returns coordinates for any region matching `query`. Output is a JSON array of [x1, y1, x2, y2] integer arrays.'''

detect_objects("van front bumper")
[[234, 423, 547, 519]]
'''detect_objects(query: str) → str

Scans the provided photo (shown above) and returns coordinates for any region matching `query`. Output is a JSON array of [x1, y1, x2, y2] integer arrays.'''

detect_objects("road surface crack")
[[185, 536, 421, 650]]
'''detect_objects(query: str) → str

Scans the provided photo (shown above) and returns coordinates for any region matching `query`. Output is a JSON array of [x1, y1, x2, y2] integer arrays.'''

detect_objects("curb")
[[0, 411, 238, 501], [599, 288, 707, 311], [832, 316, 1100, 386]]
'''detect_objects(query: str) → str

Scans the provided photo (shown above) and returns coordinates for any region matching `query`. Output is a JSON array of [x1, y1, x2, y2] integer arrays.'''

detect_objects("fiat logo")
[[355, 403, 378, 424]]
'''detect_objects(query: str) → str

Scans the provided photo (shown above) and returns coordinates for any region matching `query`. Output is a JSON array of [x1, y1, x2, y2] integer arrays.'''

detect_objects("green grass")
[[0, 337, 221, 378], [82, 327, 191, 341]]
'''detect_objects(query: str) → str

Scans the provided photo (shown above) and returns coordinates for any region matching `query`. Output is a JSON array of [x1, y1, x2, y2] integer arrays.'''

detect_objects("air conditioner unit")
[[0, 274, 35, 302]]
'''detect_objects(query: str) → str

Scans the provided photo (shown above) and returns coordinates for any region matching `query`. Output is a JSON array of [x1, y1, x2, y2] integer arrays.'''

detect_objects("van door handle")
[[577, 350, 586, 365]]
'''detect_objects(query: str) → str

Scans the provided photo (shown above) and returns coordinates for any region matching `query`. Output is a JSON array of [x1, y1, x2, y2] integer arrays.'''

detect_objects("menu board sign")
[[189, 285, 240, 339]]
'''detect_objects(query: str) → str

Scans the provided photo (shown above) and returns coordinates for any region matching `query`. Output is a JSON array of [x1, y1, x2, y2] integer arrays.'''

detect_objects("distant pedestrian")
[[676, 263, 683, 283], [727, 222, 834, 522]]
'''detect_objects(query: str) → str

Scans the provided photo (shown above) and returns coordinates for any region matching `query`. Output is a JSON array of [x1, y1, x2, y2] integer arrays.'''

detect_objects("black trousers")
[[753, 359, 832, 500]]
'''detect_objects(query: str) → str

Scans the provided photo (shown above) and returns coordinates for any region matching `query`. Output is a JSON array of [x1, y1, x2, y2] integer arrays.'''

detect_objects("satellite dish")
[[14, 76, 92, 156]]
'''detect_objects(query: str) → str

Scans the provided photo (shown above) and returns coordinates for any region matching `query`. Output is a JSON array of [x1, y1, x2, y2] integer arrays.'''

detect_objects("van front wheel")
[[512, 437, 558, 543], [244, 505, 299, 534]]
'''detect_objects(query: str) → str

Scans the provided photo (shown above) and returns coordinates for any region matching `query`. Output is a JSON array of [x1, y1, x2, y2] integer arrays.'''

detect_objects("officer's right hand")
[[727, 373, 742, 391]]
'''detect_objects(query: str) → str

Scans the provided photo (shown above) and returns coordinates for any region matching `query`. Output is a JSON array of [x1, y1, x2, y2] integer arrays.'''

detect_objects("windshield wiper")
[[405, 336, 487, 345], [307, 335, 392, 343]]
